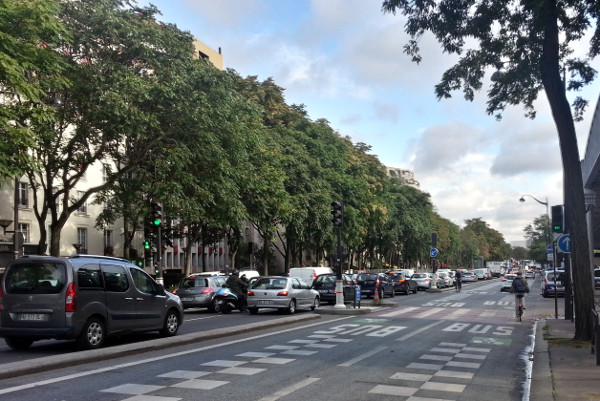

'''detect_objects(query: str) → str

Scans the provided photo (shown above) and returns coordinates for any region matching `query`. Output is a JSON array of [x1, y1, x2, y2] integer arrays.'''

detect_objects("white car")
[[461, 271, 477, 282], [247, 276, 320, 314], [500, 273, 516, 292], [412, 272, 433, 290]]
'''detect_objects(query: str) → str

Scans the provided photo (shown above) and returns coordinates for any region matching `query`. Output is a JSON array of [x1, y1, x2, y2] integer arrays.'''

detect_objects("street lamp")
[[519, 195, 551, 244]]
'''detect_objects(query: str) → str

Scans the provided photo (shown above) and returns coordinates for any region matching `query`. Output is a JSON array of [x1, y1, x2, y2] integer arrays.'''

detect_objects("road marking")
[[435, 370, 473, 379], [0, 316, 352, 396], [338, 345, 387, 367], [413, 307, 445, 318], [397, 321, 443, 341], [421, 381, 465, 392], [379, 306, 419, 317], [257, 377, 320, 401], [369, 384, 418, 396]]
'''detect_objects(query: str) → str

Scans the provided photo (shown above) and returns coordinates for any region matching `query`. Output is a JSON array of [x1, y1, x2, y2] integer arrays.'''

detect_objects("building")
[[386, 167, 420, 189]]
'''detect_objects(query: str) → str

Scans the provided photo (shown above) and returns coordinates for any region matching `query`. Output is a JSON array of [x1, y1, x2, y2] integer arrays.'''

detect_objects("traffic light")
[[551, 205, 564, 233], [331, 201, 344, 226], [151, 202, 163, 226], [144, 240, 151, 250]]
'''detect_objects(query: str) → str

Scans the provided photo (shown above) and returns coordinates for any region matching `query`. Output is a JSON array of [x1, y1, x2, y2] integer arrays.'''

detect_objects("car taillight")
[[424, 279, 429, 282], [247, 291, 255, 296], [277, 291, 289, 296], [376, 278, 380, 286], [200, 288, 215, 294], [65, 283, 76, 313], [399, 279, 406, 283]]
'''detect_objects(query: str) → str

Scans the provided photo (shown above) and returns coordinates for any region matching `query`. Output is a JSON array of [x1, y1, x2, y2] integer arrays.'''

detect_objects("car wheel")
[[77, 317, 105, 350], [209, 298, 221, 313], [287, 299, 296, 314], [5, 337, 33, 350], [160, 309, 180, 337], [249, 307, 259, 314], [311, 297, 319, 311], [404, 286, 410, 295]]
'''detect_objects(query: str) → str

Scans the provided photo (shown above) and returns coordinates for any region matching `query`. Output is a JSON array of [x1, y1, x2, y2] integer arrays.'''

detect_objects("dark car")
[[389, 272, 418, 295], [173, 274, 227, 312], [356, 273, 394, 298], [311, 273, 355, 304]]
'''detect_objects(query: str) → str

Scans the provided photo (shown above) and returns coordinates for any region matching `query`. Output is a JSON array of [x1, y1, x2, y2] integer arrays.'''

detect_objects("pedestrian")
[[226, 270, 248, 312], [510, 271, 529, 317]]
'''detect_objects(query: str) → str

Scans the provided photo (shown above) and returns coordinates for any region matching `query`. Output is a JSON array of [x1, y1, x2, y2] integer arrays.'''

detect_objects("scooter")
[[214, 286, 239, 314]]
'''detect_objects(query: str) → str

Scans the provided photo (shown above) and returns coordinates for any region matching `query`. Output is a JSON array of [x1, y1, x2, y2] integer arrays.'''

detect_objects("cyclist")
[[510, 271, 529, 318], [454, 270, 462, 292]]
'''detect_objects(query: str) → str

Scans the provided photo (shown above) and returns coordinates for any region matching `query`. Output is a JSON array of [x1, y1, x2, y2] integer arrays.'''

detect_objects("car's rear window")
[[252, 277, 287, 290], [357, 274, 376, 281], [180, 277, 209, 288], [594, 270, 600, 278], [412, 274, 426, 278], [5, 262, 67, 294]]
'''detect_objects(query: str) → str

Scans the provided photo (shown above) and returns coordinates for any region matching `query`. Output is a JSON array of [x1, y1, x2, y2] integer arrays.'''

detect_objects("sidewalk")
[[531, 316, 600, 401]]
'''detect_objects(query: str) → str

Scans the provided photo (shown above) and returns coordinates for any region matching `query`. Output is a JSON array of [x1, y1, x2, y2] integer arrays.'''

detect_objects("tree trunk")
[[541, 0, 593, 341]]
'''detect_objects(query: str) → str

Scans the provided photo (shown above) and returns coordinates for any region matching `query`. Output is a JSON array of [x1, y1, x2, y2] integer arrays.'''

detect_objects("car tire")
[[287, 299, 296, 314], [209, 298, 221, 313], [77, 317, 105, 350], [311, 297, 319, 311], [5, 337, 33, 350], [249, 307, 259, 314], [404, 286, 410, 295], [160, 309, 180, 337]]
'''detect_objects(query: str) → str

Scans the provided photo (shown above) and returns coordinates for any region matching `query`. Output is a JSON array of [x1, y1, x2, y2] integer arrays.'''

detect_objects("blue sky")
[[140, 0, 599, 245]]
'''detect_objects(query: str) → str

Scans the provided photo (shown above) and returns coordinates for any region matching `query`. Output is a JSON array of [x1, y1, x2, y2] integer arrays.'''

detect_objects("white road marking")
[[369, 384, 418, 396], [257, 377, 320, 401], [338, 345, 387, 367], [397, 321, 443, 341]]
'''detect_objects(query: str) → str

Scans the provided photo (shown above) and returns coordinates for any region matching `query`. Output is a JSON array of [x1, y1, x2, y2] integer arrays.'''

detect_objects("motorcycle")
[[214, 286, 239, 314]]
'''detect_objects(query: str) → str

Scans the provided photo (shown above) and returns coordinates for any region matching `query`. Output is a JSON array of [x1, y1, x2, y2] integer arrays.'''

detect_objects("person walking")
[[510, 271, 529, 317], [226, 270, 248, 312]]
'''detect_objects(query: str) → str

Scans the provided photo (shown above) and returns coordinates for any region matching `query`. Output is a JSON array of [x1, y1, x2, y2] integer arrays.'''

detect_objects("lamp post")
[[519, 194, 557, 318]]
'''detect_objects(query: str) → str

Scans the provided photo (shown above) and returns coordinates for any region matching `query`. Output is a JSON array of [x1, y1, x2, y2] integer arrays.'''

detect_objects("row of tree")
[[1, 0, 513, 275]]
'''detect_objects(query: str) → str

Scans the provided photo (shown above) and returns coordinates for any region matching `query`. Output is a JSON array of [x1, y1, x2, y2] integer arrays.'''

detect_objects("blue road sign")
[[430, 248, 438, 258], [557, 234, 571, 253], [355, 285, 361, 303], [546, 245, 553, 254]]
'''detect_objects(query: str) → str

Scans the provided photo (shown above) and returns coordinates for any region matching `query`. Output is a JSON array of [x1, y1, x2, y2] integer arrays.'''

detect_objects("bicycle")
[[455, 279, 462, 292], [516, 293, 524, 321]]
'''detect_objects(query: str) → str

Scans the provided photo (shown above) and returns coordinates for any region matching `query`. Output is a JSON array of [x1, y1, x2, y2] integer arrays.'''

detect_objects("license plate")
[[319, 289, 332, 294], [18, 313, 47, 321], [257, 300, 273, 305], [180, 297, 194, 302]]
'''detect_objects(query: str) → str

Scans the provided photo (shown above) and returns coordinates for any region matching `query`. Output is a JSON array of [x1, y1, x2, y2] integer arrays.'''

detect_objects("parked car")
[[389, 272, 418, 295], [473, 269, 488, 280], [541, 269, 566, 297], [173, 274, 227, 311], [500, 273, 517, 292], [595, 267, 600, 289], [0, 254, 183, 350], [461, 271, 477, 283], [432, 272, 446, 288], [437, 272, 453, 287], [311, 273, 355, 304], [412, 272, 433, 290], [356, 273, 395, 298], [524, 270, 536, 279], [247, 276, 320, 314], [288, 266, 334, 287]]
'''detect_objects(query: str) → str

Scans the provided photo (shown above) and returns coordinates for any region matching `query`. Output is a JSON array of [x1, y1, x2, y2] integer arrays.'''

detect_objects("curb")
[[0, 313, 320, 380], [530, 319, 553, 401]]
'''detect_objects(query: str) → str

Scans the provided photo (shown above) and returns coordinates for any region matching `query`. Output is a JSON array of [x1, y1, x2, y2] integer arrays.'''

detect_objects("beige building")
[[386, 167, 420, 189]]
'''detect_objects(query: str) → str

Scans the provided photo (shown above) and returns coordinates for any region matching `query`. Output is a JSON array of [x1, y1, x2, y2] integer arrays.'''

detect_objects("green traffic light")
[[153, 218, 161, 226], [144, 240, 151, 249]]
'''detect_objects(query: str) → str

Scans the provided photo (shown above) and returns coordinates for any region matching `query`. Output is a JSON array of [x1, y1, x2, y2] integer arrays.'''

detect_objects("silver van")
[[0, 254, 183, 350]]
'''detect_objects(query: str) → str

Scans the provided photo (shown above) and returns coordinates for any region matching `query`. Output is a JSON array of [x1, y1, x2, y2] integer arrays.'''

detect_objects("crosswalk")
[[377, 304, 515, 321]]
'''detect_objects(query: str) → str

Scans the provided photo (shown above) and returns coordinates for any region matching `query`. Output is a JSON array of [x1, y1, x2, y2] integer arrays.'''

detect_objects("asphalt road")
[[0, 276, 558, 401]]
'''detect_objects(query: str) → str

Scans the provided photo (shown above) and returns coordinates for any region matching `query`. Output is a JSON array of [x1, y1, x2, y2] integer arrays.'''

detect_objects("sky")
[[139, 0, 599, 246]]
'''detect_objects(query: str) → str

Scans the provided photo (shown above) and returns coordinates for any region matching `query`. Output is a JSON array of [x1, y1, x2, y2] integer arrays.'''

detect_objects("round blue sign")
[[430, 248, 438, 258]]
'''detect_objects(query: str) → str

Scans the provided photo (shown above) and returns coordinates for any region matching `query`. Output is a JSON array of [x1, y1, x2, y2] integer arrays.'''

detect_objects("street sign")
[[557, 234, 571, 253], [546, 245, 553, 254], [430, 248, 438, 258]]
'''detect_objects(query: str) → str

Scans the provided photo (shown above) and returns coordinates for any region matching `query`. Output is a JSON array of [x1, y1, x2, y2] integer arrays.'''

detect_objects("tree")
[[0, 0, 68, 182], [382, 0, 598, 340], [524, 214, 552, 265]]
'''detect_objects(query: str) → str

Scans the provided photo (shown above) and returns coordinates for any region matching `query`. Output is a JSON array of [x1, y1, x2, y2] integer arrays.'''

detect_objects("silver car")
[[412, 272, 433, 290], [247, 276, 320, 314], [500, 273, 516, 292]]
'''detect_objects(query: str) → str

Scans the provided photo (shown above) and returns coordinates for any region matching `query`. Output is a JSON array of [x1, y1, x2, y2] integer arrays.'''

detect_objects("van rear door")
[[101, 262, 137, 333], [0, 260, 68, 332]]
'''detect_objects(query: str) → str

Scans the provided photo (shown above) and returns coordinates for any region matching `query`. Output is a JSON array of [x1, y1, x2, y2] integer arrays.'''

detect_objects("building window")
[[18, 223, 29, 243], [77, 191, 87, 214], [198, 51, 209, 60], [18, 182, 28, 208], [104, 229, 114, 256], [77, 227, 88, 254]]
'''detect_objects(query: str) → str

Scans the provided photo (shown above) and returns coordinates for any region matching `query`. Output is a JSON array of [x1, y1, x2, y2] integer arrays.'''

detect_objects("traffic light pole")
[[334, 225, 346, 309]]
